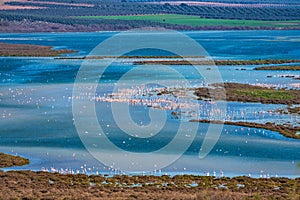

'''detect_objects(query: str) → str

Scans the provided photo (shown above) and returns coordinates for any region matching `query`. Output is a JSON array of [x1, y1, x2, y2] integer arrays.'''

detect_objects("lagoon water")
[[0, 30, 299, 177]]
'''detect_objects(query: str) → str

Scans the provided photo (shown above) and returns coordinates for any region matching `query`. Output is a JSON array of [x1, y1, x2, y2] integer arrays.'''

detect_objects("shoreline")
[[0, 152, 299, 199]]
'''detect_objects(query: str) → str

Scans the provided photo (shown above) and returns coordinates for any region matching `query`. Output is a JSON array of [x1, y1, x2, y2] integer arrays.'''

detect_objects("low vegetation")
[[0, 153, 29, 168], [193, 83, 300, 105], [0, 42, 75, 57], [0, 170, 299, 199], [134, 59, 300, 66], [254, 66, 300, 70]]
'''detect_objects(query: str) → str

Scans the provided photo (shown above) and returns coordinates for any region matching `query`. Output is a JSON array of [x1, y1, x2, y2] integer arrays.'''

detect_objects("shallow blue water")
[[0, 31, 300, 87], [0, 31, 299, 177]]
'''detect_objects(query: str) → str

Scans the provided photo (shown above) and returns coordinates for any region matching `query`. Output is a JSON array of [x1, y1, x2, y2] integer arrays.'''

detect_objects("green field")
[[76, 14, 300, 28]]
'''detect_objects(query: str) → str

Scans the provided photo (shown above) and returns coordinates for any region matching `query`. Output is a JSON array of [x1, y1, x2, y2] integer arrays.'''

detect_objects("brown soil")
[[193, 83, 300, 105], [0, 153, 29, 168], [0, 170, 299, 199], [189, 119, 300, 139], [0, 42, 75, 57]]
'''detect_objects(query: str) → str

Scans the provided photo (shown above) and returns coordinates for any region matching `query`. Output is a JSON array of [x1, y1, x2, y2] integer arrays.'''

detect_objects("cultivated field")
[[78, 14, 300, 28]]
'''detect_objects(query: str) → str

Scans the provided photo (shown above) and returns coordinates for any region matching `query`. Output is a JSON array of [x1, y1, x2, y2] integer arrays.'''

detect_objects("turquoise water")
[[0, 31, 299, 177]]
